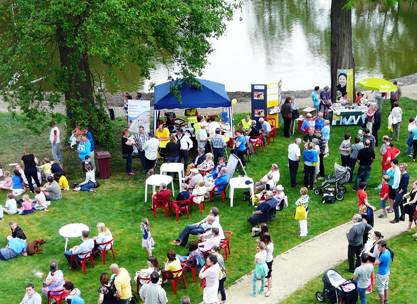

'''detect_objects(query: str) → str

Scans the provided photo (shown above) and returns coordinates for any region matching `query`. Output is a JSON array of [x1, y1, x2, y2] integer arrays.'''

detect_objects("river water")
[[3, 0, 417, 92]]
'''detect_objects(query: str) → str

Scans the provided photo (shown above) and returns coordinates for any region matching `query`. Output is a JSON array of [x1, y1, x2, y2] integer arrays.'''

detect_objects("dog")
[[27, 239, 46, 256]]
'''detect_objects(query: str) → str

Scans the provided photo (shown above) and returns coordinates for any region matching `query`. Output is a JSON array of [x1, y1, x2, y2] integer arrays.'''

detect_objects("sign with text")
[[128, 100, 150, 133]]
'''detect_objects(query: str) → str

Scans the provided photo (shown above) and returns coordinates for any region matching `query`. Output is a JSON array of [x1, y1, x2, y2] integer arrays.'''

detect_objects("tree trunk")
[[330, 0, 355, 103], [57, 27, 95, 130]]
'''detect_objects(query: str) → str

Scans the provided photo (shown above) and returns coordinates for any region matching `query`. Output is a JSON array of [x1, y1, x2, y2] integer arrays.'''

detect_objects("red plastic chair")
[[182, 259, 199, 283], [94, 237, 116, 265], [162, 267, 187, 295], [171, 199, 190, 222], [136, 276, 151, 295], [198, 228, 211, 243], [264, 117, 276, 144], [70, 251, 95, 274], [47, 289, 68, 304], [207, 115, 220, 122], [153, 197, 170, 218], [209, 184, 228, 203], [190, 194, 205, 214], [220, 231, 232, 260], [250, 135, 264, 153]]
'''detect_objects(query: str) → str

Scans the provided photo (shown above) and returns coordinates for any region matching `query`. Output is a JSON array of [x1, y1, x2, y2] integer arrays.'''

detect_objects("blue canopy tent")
[[153, 79, 233, 133]]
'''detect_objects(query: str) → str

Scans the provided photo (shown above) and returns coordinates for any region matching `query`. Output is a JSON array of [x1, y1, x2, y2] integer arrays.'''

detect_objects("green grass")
[[0, 97, 416, 303]]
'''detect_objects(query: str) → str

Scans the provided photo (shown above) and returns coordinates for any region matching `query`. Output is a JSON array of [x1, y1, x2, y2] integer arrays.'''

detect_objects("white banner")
[[128, 100, 150, 133]]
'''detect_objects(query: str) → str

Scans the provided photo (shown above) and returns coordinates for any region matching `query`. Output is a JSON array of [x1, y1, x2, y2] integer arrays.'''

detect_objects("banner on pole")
[[128, 100, 150, 133]]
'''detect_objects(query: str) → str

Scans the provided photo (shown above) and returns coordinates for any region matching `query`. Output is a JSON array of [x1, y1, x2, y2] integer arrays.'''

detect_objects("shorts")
[[145, 157, 156, 170], [380, 199, 387, 209], [265, 260, 273, 279], [376, 273, 390, 295], [388, 186, 396, 200]]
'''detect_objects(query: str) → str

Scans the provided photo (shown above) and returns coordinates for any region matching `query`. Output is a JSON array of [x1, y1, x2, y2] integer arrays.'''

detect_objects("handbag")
[[313, 161, 318, 167], [122, 153, 129, 159], [294, 205, 307, 220], [293, 109, 300, 119]]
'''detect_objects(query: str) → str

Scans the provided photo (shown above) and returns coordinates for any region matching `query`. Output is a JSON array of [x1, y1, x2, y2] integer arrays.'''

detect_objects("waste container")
[[108, 108, 115, 120], [96, 151, 111, 179]]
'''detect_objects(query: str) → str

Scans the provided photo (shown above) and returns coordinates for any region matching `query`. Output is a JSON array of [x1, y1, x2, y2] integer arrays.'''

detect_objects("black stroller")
[[316, 268, 358, 304], [314, 163, 350, 201]]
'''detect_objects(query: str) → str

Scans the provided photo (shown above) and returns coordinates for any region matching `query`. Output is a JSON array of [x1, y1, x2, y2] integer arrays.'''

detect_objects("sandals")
[[265, 291, 272, 297]]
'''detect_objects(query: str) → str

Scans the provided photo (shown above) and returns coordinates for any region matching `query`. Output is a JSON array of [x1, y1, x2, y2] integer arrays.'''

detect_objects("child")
[[378, 175, 390, 218], [322, 120, 330, 156], [312, 138, 320, 183], [358, 129, 364, 142], [3, 193, 17, 215], [261, 233, 274, 297], [33, 187, 49, 211], [339, 133, 351, 167], [18, 195, 34, 215], [39, 158, 52, 180], [250, 241, 269, 297], [83, 155, 94, 172], [141, 218, 155, 256], [55, 172, 69, 190]]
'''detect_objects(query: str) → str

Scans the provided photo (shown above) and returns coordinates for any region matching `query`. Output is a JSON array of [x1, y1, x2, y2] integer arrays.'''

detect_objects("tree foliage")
[[0, 0, 239, 148]]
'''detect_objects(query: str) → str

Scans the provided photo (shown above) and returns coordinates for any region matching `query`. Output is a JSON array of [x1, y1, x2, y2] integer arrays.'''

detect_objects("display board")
[[128, 100, 150, 133], [252, 80, 282, 128], [226, 153, 247, 178], [337, 69, 354, 103]]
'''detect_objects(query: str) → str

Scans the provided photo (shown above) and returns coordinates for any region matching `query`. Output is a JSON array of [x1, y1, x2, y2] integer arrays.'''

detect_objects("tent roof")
[[153, 79, 230, 110]]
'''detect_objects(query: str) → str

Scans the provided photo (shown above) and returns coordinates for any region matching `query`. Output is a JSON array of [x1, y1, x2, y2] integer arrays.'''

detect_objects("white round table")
[[144, 174, 174, 202], [59, 223, 89, 251]]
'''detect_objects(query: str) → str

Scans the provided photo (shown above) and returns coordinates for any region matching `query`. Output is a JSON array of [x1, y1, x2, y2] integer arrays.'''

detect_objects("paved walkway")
[[218, 209, 412, 304]]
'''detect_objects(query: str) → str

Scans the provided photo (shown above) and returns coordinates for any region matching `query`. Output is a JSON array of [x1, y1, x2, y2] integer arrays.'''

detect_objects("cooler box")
[[96, 151, 111, 179]]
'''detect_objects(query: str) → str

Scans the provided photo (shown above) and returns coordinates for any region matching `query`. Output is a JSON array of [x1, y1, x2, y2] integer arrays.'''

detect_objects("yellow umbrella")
[[356, 78, 397, 92]]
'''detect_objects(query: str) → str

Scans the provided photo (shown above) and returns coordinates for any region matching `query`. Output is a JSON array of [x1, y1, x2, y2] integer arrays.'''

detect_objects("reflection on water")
[[2, 0, 417, 92]]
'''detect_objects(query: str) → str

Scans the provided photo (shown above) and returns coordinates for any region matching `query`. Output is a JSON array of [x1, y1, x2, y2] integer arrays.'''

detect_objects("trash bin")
[[96, 151, 111, 179]]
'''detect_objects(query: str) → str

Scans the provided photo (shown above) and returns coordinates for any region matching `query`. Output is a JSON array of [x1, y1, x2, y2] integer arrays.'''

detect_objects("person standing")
[[316, 130, 327, 180], [340, 133, 351, 167], [391, 163, 409, 223], [303, 143, 317, 190], [211, 246, 227, 303], [320, 86, 331, 119], [110, 264, 132, 304], [139, 272, 168, 304], [345, 214, 372, 273], [281, 97, 293, 138], [349, 136, 364, 183], [121, 129, 135, 176], [389, 102, 403, 141], [20, 284, 42, 304], [295, 187, 309, 237], [21, 151, 41, 193], [143, 133, 160, 176], [199, 255, 220, 304], [134, 126, 148, 173], [234, 130, 246, 168], [197, 122, 209, 153], [288, 138, 301, 188], [311, 86, 320, 114], [353, 253, 374, 304], [373, 90, 383, 111], [175, 128, 193, 173], [375, 240, 391, 304], [50, 124, 63, 164], [371, 103, 381, 147], [389, 80, 402, 110], [290, 96, 298, 135], [249, 242, 269, 298], [353, 140, 375, 191], [77, 134, 91, 162], [386, 159, 400, 215], [406, 118, 416, 157], [413, 126, 417, 162], [210, 128, 226, 165], [363, 128, 376, 150]]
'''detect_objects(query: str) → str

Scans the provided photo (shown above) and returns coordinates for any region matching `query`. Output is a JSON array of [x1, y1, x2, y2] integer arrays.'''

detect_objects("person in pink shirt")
[[198, 227, 221, 253], [199, 255, 220, 304], [18, 195, 34, 215]]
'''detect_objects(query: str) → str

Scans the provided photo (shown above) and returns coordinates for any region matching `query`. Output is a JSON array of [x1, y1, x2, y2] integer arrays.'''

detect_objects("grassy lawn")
[[0, 97, 416, 303]]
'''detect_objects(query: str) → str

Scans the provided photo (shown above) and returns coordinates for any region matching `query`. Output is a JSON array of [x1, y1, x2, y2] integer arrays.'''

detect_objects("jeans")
[[176, 254, 187, 263], [321, 105, 330, 120], [212, 148, 224, 166], [393, 191, 405, 221], [304, 165, 315, 189], [125, 153, 133, 173], [24, 167, 41, 192], [407, 144, 412, 155], [64, 251, 82, 268], [357, 286, 367, 304], [248, 214, 261, 227], [118, 299, 130, 304], [349, 158, 357, 183], [375, 95, 383, 111], [313, 104, 320, 114], [219, 277, 226, 301], [253, 273, 265, 294], [236, 149, 246, 167], [52, 143, 63, 164], [283, 116, 292, 138], [348, 244, 362, 271], [341, 154, 350, 167], [288, 160, 299, 187], [372, 128, 379, 147], [138, 150, 146, 171], [179, 150, 189, 173], [353, 165, 372, 190], [176, 225, 205, 246], [80, 182, 94, 191]]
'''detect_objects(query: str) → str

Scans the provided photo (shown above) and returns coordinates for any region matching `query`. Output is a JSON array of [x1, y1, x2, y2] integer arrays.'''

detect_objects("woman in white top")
[[406, 118, 416, 156], [74, 164, 96, 192], [364, 231, 383, 294], [93, 222, 113, 250], [389, 101, 403, 141], [261, 233, 274, 297], [192, 180, 206, 204], [250, 241, 269, 298], [134, 256, 162, 285]]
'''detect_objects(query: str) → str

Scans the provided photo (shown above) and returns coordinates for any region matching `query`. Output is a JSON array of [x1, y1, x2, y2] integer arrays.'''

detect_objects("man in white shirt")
[[175, 128, 193, 172], [20, 284, 42, 304], [259, 118, 271, 146], [50, 125, 63, 164], [197, 122, 209, 153], [208, 117, 221, 137], [288, 138, 301, 188], [254, 164, 280, 193], [143, 132, 160, 175]]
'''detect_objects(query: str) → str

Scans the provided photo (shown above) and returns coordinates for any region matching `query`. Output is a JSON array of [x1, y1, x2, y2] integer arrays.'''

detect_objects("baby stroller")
[[314, 163, 350, 201], [316, 268, 358, 304]]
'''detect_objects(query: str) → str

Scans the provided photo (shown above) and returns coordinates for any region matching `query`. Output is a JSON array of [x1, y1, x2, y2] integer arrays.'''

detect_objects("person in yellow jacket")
[[55, 172, 69, 190], [240, 115, 253, 134]]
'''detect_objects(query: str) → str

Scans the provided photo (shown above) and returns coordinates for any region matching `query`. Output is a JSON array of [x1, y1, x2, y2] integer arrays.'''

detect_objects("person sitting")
[[259, 118, 271, 145], [197, 153, 215, 174], [204, 167, 229, 194], [186, 148, 206, 176], [82, 155, 94, 173], [63, 230, 94, 270], [41, 176, 62, 201], [208, 157, 227, 182], [198, 215, 224, 242], [93, 222, 113, 251], [185, 169, 203, 190], [148, 182, 171, 211], [51, 160, 65, 176], [198, 227, 221, 252], [139, 272, 168, 304], [3, 193, 18, 215], [240, 115, 253, 134], [42, 261, 65, 298], [39, 158, 52, 181], [340, 91, 351, 106], [192, 180, 207, 205], [208, 116, 221, 138], [7, 221, 27, 241], [33, 187, 49, 211], [170, 208, 219, 247], [134, 256, 162, 285], [11, 169, 25, 196], [0, 171, 14, 191], [163, 250, 182, 279], [74, 164, 96, 192], [0, 230, 27, 260], [17, 194, 34, 215], [20, 284, 42, 304], [55, 172, 69, 191], [248, 191, 275, 227], [246, 121, 260, 143], [63, 281, 82, 303], [253, 174, 276, 202], [273, 185, 288, 210], [176, 241, 202, 269]]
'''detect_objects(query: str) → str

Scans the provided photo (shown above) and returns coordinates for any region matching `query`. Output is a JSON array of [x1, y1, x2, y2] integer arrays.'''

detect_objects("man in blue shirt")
[[375, 240, 391, 304], [248, 192, 275, 227], [213, 167, 230, 194], [312, 86, 320, 114], [259, 118, 271, 146], [63, 230, 94, 269], [0, 230, 27, 260]]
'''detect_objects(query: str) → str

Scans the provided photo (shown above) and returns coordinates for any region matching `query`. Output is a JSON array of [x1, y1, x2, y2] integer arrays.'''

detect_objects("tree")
[[0, 0, 239, 148]]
